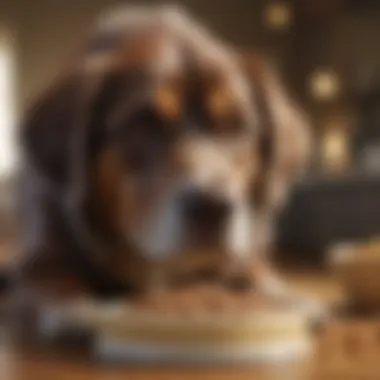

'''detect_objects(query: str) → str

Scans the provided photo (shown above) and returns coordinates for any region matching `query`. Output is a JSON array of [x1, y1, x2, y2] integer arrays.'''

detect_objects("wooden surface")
[[2, 274, 380, 380]]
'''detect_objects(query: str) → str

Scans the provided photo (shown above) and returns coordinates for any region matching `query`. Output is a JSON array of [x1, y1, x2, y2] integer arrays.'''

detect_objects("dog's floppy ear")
[[19, 45, 124, 284], [21, 28, 157, 182], [238, 52, 312, 208], [19, 20, 173, 296], [20, 28, 159, 270], [21, 55, 109, 183]]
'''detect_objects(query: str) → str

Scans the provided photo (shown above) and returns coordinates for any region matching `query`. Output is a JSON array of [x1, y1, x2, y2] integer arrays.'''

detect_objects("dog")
[[15, 5, 311, 309]]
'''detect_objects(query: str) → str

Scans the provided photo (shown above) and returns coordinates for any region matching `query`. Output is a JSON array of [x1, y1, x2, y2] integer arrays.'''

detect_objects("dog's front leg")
[[222, 204, 286, 298], [220, 199, 261, 290]]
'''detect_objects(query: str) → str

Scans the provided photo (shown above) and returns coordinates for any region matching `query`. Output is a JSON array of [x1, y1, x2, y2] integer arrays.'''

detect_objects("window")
[[0, 32, 17, 179]]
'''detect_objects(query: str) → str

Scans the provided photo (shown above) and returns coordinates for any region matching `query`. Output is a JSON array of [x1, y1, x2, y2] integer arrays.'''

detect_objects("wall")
[[1, 0, 273, 109]]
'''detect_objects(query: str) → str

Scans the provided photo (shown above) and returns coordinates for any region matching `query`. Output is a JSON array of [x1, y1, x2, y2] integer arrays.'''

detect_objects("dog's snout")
[[180, 189, 230, 227]]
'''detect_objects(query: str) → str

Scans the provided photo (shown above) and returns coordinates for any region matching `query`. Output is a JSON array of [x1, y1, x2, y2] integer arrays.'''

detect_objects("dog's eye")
[[119, 106, 175, 173], [217, 114, 245, 135], [130, 106, 178, 138]]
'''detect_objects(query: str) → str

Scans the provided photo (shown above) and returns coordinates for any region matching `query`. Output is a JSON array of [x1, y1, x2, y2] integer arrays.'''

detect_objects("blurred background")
[[2, 0, 380, 272], [2, 0, 380, 378]]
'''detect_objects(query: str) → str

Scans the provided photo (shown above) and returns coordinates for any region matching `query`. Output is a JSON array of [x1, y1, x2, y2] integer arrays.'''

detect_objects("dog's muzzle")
[[179, 187, 231, 244]]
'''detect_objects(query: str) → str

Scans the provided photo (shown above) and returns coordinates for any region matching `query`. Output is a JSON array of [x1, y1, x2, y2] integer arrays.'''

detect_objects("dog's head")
[[23, 6, 311, 267]]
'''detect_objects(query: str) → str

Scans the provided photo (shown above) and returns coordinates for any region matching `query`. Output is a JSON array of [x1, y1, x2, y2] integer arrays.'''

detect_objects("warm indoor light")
[[309, 69, 340, 101], [322, 122, 349, 171], [263, 2, 292, 30]]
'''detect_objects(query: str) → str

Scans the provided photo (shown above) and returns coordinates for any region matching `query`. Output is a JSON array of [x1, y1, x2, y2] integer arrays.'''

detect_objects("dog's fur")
[[15, 6, 310, 304]]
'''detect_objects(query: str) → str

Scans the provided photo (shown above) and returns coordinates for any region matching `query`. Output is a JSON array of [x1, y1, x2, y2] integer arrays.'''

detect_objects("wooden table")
[[2, 274, 380, 380]]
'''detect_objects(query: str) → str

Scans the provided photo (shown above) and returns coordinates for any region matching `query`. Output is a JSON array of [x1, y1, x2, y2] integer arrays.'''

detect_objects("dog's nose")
[[180, 189, 230, 228]]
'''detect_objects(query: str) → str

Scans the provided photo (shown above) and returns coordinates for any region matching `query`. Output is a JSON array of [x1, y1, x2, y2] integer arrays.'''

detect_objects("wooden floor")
[[1, 273, 380, 380]]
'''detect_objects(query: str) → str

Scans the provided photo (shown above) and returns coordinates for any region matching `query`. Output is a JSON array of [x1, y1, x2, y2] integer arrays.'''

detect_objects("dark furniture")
[[277, 174, 380, 266]]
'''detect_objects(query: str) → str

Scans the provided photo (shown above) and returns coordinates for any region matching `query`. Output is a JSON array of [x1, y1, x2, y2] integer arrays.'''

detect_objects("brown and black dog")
[[14, 6, 311, 312]]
